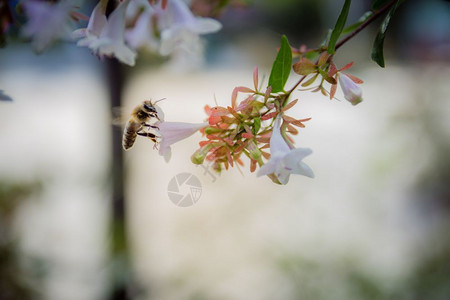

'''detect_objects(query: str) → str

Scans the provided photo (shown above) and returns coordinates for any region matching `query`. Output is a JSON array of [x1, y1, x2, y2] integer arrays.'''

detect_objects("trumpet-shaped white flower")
[[73, 0, 136, 66], [158, 121, 207, 162], [158, 0, 222, 56], [22, 0, 74, 52], [338, 73, 363, 105], [257, 116, 314, 184]]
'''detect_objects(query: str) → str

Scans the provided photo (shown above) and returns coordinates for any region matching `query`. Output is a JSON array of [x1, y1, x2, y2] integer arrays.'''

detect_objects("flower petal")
[[86, 2, 107, 38], [158, 121, 207, 161], [283, 148, 314, 178], [189, 18, 222, 34], [274, 166, 291, 185], [294, 161, 315, 178], [125, 7, 158, 50], [256, 156, 281, 177], [270, 115, 290, 155]]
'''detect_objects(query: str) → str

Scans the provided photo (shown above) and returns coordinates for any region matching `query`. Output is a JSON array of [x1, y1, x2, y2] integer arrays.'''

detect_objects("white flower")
[[158, 0, 222, 56], [72, 1, 107, 47], [73, 0, 136, 66], [125, 0, 159, 51], [22, 0, 74, 52], [338, 73, 363, 105], [158, 121, 207, 162], [257, 116, 314, 184]]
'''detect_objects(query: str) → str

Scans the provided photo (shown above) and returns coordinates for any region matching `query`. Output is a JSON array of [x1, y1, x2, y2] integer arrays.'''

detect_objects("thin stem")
[[285, 0, 400, 98], [335, 0, 401, 51], [285, 74, 307, 97], [280, 123, 295, 150]]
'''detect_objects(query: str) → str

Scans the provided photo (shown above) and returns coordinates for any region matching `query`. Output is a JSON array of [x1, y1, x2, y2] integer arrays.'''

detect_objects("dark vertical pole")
[[106, 58, 131, 300]]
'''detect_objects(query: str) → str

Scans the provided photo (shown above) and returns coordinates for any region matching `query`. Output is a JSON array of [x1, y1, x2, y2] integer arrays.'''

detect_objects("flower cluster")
[[154, 36, 365, 184], [10, 0, 222, 65], [186, 66, 314, 184]]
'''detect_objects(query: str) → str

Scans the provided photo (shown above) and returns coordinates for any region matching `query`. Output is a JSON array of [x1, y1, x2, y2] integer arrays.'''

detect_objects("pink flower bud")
[[338, 73, 363, 105]]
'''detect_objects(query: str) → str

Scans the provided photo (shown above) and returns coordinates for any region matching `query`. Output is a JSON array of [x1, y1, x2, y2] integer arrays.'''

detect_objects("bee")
[[122, 99, 164, 150]]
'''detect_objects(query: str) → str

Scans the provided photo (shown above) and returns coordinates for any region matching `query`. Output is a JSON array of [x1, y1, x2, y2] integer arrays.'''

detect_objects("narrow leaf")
[[261, 112, 277, 121], [328, 62, 338, 77], [287, 124, 298, 135], [320, 29, 333, 48], [345, 73, 364, 84], [253, 117, 261, 135], [301, 73, 319, 87], [268, 35, 292, 93], [341, 11, 373, 35], [282, 99, 298, 112], [329, 83, 337, 99], [318, 68, 337, 85], [371, 0, 401, 68], [327, 0, 352, 54], [317, 52, 330, 66], [339, 61, 354, 72], [253, 66, 259, 91]]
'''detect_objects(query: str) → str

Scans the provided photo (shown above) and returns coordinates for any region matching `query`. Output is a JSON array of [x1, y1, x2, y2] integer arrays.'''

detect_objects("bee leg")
[[137, 131, 158, 144], [143, 123, 159, 129]]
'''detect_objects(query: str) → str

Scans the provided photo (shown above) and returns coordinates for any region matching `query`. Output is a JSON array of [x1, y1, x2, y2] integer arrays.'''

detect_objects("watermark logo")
[[197, 161, 220, 183], [167, 173, 202, 207]]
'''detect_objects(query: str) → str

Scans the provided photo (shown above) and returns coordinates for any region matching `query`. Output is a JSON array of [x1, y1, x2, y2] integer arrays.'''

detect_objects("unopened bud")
[[338, 73, 363, 105], [191, 144, 215, 164], [247, 141, 261, 160], [204, 127, 222, 135]]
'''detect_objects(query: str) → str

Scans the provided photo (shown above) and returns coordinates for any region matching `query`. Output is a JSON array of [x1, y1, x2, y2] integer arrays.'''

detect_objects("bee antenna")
[[154, 98, 166, 104]]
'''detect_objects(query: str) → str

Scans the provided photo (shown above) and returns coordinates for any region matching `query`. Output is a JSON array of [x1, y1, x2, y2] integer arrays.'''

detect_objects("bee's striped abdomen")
[[122, 121, 141, 150]]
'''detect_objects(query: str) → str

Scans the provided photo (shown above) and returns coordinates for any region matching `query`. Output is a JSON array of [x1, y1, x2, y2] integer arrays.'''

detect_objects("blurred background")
[[1, 0, 450, 299]]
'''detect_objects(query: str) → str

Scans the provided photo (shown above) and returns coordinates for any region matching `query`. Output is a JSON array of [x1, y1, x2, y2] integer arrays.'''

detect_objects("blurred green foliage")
[[0, 180, 42, 300]]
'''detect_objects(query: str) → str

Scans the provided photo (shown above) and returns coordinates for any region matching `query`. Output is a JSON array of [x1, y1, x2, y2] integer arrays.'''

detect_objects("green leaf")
[[317, 68, 337, 85], [305, 51, 319, 61], [327, 0, 352, 54], [371, 0, 392, 11], [293, 58, 317, 76], [319, 29, 332, 48], [253, 117, 261, 135], [268, 35, 292, 93], [342, 11, 373, 35], [370, 0, 401, 67]]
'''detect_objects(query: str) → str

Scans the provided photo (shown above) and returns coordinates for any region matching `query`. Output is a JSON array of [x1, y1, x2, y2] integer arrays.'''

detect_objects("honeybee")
[[122, 99, 164, 150]]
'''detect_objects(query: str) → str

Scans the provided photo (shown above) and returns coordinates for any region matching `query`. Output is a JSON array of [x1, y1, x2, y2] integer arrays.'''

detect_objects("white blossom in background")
[[72, 2, 107, 48], [74, 0, 137, 66], [157, 0, 222, 56], [72, 0, 222, 65], [125, 0, 159, 51], [257, 116, 314, 184], [22, 0, 75, 52]]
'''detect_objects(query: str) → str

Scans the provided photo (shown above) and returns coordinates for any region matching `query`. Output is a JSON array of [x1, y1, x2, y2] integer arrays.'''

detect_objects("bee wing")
[[111, 106, 129, 127]]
